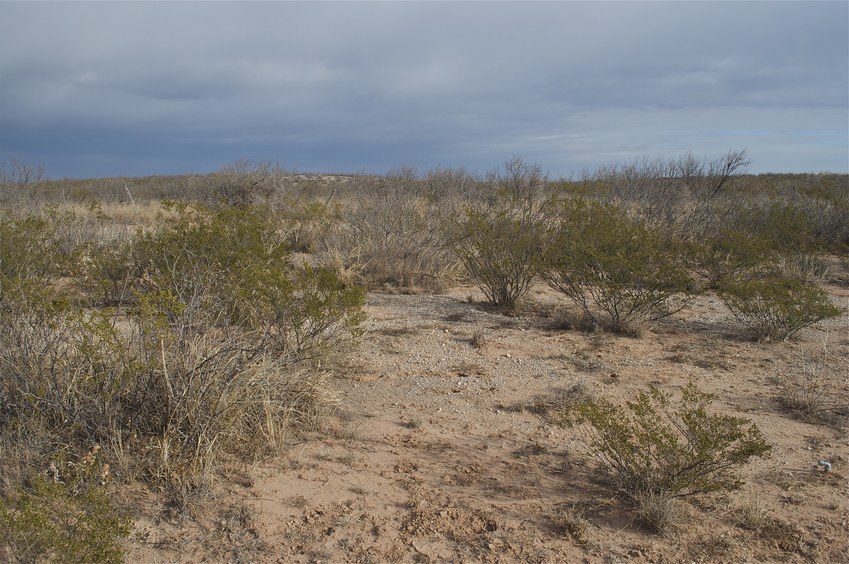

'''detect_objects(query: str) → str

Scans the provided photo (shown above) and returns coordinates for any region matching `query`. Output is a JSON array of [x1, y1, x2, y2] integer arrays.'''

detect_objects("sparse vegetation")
[[0, 156, 845, 561]]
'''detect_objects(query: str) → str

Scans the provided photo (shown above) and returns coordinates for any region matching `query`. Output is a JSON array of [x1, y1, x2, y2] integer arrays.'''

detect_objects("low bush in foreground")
[[0, 447, 130, 564], [564, 383, 771, 532]]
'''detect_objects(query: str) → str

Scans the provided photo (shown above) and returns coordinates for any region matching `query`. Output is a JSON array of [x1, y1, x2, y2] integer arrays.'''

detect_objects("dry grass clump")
[[733, 494, 769, 531], [632, 489, 680, 534], [551, 503, 591, 544], [776, 339, 848, 428]]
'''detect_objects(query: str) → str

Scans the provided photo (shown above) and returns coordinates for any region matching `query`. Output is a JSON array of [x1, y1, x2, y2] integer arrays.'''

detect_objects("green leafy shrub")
[[0, 450, 130, 564], [566, 384, 771, 532], [454, 207, 540, 308], [687, 228, 775, 289], [0, 212, 61, 301], [540, 200, 693, 333], [134, 204, 364, 347], [737, 201, 816, 256], [718, 273, 841, 341]]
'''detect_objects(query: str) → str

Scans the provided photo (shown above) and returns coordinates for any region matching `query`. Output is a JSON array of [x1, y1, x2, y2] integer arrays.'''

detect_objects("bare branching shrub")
[[565, 384, 771, 533], [589, 150, 749, 234], [801, 193, 849, 252], [540, 200, 693, 333], [322, 171, 461, 291], [0, 159, 45, 208], [718, 273, 841, 341], [489, 154, 548, 204], [207, 160, 284, 208], [422, 166, 484, 205]]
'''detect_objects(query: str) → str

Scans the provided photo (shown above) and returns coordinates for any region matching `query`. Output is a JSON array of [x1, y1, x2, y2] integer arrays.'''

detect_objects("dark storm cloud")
[[1, 1, 846, 177]]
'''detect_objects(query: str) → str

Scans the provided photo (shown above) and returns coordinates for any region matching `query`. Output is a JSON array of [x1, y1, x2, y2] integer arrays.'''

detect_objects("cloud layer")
[[1, 2, 846, 178]]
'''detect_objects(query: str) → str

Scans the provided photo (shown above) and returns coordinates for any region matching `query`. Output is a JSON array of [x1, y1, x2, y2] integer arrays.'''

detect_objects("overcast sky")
[[1, 1, 847, 179]]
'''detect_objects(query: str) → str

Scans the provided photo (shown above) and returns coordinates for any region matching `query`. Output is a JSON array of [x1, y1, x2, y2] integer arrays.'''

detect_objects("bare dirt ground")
[[126, 279, 849, 563]]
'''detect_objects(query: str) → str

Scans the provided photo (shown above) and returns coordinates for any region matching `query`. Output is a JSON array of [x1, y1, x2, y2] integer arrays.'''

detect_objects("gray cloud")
[[0, 1, 846, 177]]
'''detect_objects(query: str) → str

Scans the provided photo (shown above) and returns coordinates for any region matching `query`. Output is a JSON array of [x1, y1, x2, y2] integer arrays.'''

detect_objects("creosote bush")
[[0, 212, 62, 301], [541, 200, 693, 333], [564, 383, 771, 532], [718, 273, 841, 341], [687, 228, 775, 289], [0, 447, 130, 564], [454, 206, 540, 308]]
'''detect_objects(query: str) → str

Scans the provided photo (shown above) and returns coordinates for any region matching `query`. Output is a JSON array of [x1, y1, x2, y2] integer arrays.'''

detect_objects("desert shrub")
[[0, 444, 130, 564], [687, 228, 775, 289], [277, 199, 340, 253], [0, 159, 45, 209], [322, 174, 461, 291], [777, 252, 831, 285], [775, 340, 847, 427], [736, 201, 816, 256], [806, 194, 849, 252], [0, 204, 364, 503], [206, 160, 282, 208], [0, 287, 135, 447], [718, 273, 841, 341], [588, 151, 749, 234], [0, 212, 61, 300], [0, 280, 361, 503], [453, 206, 540, 308], [134, 204, 363, 345], [76, 238, 139, 306], [540, 200, 693, 333], [733, 495, 769, 531], [0, 477, 130, 563], [566, 384, 771, 531]]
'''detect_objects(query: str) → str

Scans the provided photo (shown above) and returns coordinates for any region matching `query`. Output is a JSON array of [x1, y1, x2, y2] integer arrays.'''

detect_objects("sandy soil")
[[126, 280, 849, 563]]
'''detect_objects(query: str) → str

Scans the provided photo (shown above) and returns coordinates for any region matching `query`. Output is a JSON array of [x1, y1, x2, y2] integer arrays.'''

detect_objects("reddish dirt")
[[125, 281, 849, 563]]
